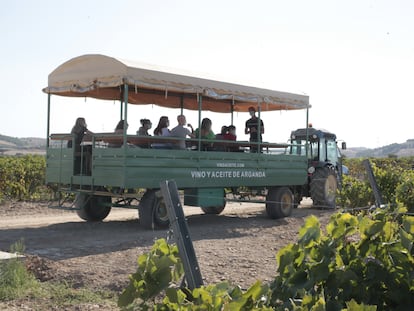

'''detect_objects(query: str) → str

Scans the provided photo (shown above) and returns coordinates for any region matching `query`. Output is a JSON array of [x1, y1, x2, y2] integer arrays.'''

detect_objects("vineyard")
[[1, 155, 413, 212], [0, 155, 413, 310], [0, 155, 49, 203]]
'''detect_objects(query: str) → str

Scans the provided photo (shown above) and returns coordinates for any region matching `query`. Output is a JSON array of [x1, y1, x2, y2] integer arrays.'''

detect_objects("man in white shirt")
[[170, 115, 195, 149]]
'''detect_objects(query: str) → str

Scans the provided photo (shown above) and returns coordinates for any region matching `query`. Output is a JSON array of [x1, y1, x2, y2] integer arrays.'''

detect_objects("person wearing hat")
[[245, 106, 264, 152]]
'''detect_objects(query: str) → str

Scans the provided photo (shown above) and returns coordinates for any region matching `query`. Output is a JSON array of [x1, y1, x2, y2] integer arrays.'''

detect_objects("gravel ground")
[[0, 200, 335, 310]]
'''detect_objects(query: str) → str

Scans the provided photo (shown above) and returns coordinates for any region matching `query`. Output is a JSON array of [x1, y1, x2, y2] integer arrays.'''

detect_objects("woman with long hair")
[[152, 116, 171, 148]]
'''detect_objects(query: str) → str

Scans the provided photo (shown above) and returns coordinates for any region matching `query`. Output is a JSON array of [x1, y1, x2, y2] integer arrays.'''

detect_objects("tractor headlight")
[[308, 166, 315, 174]]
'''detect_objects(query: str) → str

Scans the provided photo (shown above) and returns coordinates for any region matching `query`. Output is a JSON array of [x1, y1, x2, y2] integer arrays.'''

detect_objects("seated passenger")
[[214, 125, 237, 151], [215, 126, 228, 140], [223, 125, 236, 141], [224, 125, 239, 152], [195, 118, 215, 151], [152, 116, 172, 149], [215, 126, 229, 151], [108, 120, 128, 148], [137, 119, 152, 136], [136, 119, 152, 148], [170, 115, 195, 149]]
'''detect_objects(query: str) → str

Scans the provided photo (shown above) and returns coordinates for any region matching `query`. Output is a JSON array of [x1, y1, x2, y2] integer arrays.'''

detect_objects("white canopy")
[[43, 54, 309, 113]]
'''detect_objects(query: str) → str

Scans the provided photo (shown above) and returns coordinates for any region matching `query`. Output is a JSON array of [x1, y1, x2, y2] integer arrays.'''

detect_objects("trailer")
[[44, 54, 312, 229]]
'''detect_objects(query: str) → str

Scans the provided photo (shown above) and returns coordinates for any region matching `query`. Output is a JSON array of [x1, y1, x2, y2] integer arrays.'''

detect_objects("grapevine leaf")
[[298, 215, 321, 246], [244, 280, 266, 300], [399, 228, 413, 253], [345, 299, 377, 311], [402, 216, 414, 234], [310, 297, 325, 311]]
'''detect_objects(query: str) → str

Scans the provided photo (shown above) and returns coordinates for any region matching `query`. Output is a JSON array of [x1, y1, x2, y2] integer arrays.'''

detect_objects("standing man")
[[245, 106, 264, 152], [170, 115, 195, 149]]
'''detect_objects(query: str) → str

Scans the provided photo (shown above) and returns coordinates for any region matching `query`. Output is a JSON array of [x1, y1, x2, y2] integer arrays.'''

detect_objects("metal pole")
[[197, 94, 202, 151], [305, 104, 309, 158], [160, 180, 203, 289], [180, 95, 184, 115], [123, 83, 129, 146], [231, 97, 234, 125], [46, 93, 51, 148], [257, 102, 262, 151], [363, 159, 385, 208]]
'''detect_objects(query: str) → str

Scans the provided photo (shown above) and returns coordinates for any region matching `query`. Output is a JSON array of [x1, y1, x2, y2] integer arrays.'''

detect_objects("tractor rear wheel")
[[310, 167, 338, 209], [266, 187, 293, 219]]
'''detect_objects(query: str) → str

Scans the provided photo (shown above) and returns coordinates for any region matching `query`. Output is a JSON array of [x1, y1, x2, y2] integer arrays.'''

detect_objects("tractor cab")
[[288, 126, 346, 208], [289, 127, 344, 168]]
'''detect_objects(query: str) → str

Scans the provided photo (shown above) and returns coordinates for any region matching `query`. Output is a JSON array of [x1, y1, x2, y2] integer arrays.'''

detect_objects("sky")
[[1, 0, 413, 148]]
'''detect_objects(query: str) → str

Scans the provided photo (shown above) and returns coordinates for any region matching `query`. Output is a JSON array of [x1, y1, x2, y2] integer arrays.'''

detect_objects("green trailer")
[[44, 54, 312, 229]]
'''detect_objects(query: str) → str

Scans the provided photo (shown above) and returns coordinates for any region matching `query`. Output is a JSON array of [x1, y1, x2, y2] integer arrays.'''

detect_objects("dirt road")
[[0, 201, 334, 293]]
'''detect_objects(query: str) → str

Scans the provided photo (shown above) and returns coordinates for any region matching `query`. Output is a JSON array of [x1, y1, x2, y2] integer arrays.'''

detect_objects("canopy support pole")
[[305, 105, 309, 158], [46, 93, 51, 147], [257, 102, 262, 151], [180, 96, 184, 115], [123, 83, 129, 147], [231, 97, 234, 125], [197, 94, 202, 151]]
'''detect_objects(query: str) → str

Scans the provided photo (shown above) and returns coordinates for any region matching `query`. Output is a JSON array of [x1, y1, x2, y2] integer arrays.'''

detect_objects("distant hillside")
[[343, 139, 414, 158], [0, 134, 46, 155], [1, 133, 413, 158]]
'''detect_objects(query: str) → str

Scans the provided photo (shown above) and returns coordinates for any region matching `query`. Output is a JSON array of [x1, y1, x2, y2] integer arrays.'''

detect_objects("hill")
[[343, 139, 414, 158], [0, 134, 46, 155], [1, 134, 414, 158]]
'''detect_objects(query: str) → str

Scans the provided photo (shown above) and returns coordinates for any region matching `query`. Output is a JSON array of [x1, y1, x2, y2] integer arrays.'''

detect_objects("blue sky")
[[1, 0, 413, 148]]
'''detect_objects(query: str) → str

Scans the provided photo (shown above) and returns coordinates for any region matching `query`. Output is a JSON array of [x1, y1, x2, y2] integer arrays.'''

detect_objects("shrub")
[[0, 240, 40, 301], [269, 209, 414, 310], [396, 170, 414, 213], [119, 209, 414, 310], [0, 155, 53, 202], [337, 174, 373, 208]]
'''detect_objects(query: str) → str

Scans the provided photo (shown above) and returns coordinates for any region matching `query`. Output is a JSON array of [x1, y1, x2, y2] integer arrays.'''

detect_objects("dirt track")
[[0, 201, 335, 304]]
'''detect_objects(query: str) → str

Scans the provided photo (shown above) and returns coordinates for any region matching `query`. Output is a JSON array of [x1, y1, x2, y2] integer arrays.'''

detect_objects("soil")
[[0, 200, 335, 310]]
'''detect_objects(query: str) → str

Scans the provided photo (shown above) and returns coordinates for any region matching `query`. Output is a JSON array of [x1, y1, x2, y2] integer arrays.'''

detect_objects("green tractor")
[[289, 127, 347, 209]]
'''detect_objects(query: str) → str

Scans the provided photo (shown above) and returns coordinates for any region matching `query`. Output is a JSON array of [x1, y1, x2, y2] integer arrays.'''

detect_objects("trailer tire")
[[138, 189, 169, 229], [310, 167, 337, 209], [201, 204, 226, 215], [266, 187, 293, 219], [75, 192, 112, 221]]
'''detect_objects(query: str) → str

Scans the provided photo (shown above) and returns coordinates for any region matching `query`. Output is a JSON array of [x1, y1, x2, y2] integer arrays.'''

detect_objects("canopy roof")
[[43, 54, 309, 113]]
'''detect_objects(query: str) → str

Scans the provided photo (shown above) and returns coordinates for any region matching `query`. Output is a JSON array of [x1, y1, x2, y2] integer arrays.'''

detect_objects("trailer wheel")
[[138, 189, 169, 229], [266, 187, 293, 219], [75, 192, 112, 221], [201, 204, 226, 215], [310, 167, 337, 209]]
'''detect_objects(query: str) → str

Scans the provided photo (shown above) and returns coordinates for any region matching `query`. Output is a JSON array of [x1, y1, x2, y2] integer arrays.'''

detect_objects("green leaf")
[[402, 216, 414, 234], [345, 299, 377, 311], [310, 297, 326, 311], [277, 243, 296, 274], [309, 261, 330, 283], [359, 218, 384, 239], [399, 228, 413, 253], [244, 280, 266, 301], [155, 238, 170, 255], [298, 216, 321, 246], [165, 288, 186, 304]]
